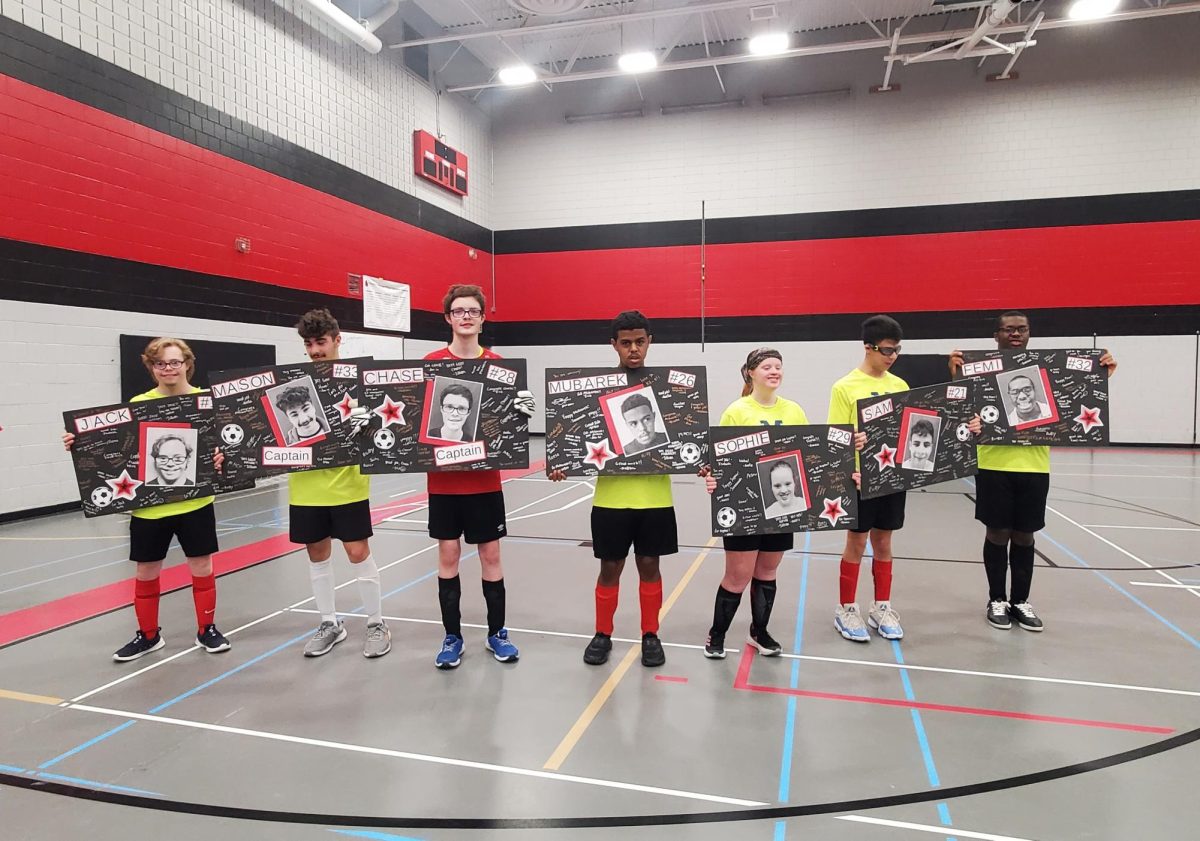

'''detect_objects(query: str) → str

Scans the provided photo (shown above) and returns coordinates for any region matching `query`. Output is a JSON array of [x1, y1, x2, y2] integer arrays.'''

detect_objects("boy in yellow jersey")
[[950, 311, 1117, 632], [828, 315, 909, 643], [292, 309, 389, 659], [549, 311, 673, 668], [62, 338, 230, 661]]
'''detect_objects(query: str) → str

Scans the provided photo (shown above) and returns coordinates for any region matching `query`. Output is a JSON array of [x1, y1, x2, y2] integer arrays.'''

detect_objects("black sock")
[[983, 540, 1009, 602], [709, 586, 742, 638], [482, 578, 506, 636], [438, 575, 462, 638], [749, 578, 777, 635], [1010, 542, 1036, 604]]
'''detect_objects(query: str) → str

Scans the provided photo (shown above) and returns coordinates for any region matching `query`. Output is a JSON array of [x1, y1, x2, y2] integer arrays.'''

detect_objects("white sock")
[[355, 555, 382, 625], [308, 559, 337, 624]]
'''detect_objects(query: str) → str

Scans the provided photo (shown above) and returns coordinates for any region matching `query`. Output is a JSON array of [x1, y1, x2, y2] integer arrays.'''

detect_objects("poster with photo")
[[64, 393, 216, 517], [546, 367, 708, 476], [359, 358, 529, 474], [210, 358, 368, 481], [956, 349, 1109, 446], [857, 381, 979, 499], [709, 425, 858, 536]]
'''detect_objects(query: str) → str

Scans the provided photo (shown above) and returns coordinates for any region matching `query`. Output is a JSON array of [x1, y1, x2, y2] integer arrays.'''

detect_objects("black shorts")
[[974, 469, 1050, 533], [591, 507, 678, 560], [289, 499, 373, 545], [129, 504, 219, 562], [851, 491, 907, 533], [428, 491, 507, 544], [722, 533, 794, 553]]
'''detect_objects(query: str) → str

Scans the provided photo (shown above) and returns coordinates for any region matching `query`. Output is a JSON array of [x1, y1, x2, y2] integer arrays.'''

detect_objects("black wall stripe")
[[0, 16, 491, 253]]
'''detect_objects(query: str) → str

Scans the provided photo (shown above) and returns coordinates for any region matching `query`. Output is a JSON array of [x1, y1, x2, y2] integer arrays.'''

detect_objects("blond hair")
[[141, 337, 196, 381]]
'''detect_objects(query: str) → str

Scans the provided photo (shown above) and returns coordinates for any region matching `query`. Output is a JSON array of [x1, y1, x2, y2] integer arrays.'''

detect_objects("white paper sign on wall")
[[363, 276, 411, 334]]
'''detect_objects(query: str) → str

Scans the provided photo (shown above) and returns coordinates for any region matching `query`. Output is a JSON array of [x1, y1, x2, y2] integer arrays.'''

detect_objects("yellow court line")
[[0, 536, 127, 541], [0, 688, 64, 706], [542, 537, 718, 771]]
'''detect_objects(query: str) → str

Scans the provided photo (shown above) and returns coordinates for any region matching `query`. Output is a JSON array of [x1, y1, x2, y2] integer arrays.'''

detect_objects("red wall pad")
[[0, 74, 488, 309]]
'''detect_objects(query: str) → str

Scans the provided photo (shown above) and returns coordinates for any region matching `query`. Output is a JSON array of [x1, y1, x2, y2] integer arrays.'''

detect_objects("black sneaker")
[[113, 630, 165, 662], [748, 626, 783, 656], [703, 633, 726, 660], [197, 624, 231, 653], [1009, 601, 1044, 632], [987, 600, 1012, 630], [641, 632, 666, 668], [583, 632, 612, 665]]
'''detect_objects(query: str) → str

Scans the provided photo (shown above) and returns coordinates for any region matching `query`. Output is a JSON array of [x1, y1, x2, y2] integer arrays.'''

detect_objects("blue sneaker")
[[435, 634, 464, 669], [868, 601, 904, 640], [834, 603, 870, 643], [485, 628, 519, 663]]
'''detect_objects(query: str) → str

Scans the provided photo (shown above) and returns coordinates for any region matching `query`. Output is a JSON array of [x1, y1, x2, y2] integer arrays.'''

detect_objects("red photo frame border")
[[260, 392, 327, 448], [1007, 366, 1061, 431], [756, 449, 812, 515], [137, 421, 193, 484], [896, 406, 940, 468]]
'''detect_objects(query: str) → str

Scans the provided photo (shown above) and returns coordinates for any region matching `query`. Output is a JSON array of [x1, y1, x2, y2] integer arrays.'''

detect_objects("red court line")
[[0, 461, 546, 648], [654, 675, 689, 684], [733, 647, 1174, 735]]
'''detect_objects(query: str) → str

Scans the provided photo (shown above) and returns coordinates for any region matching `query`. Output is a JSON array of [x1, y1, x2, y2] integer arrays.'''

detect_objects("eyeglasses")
[[999, 326, 1030, 335], [1008, 385, 1035, 397], [868, 344, 901, 358], [154, 455, 189, 465], [449, 308, 483, 319], [152, 360, 185, 370], [442, 405, 470, 415]]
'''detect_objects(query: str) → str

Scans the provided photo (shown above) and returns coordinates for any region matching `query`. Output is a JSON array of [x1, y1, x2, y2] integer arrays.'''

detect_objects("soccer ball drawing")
[[956, 422, 972, 442], [679, 442, 702, 464], [716, 507, 738, 529], [220, 423, 245, 446], [90, 487, 114, 508], [373, 428, 397, 450], [980, 405, 1000, 424]]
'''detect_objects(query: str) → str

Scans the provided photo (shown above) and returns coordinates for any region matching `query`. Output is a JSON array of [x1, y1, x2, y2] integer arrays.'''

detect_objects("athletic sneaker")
[[303, 620, 347, 657], [868, 601, 904, 640], [435, 634, 464, 669], [583, 632, 612, 665], [363, 621, 391, 658], [747, 625, 783, 656], [987, 600, 1012, 630], [485, 628, 519, 663], [1009, 601, 1044, 632], [834, 604, 870, 643], [703, 633, 726, 659], [641, 632, 666, 668], [197, 624, 231, 653], [113, 629, 165, 662]]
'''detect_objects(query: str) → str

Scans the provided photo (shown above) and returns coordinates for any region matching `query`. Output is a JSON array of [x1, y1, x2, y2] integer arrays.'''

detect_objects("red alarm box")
[[414, 130, 468, 196]]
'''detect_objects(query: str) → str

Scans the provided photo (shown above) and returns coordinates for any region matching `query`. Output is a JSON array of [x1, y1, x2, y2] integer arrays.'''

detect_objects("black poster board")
[[65, 393, 216, 517], [709, 425, 858, 536], [857, 381, 979, 499], [957, 349, 1109, 446], [359, 358, 529, 474], [545, 366, 708, 476], [211, 358, 367, 481], [119, 335, 276, 402]]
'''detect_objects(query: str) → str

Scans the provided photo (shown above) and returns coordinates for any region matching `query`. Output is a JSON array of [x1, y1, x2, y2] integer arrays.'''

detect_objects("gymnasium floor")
[[1, 444, 1198, 841]]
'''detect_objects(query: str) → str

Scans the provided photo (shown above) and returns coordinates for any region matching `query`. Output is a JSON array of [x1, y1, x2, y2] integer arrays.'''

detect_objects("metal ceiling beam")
[[445, 0, 1200, 92], [956, 0, 1020, 57]]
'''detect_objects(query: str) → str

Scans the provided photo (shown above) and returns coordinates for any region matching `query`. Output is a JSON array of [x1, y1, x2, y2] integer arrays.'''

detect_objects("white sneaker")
[[868, 601, 904, 640], [834, 604, 870, 643]]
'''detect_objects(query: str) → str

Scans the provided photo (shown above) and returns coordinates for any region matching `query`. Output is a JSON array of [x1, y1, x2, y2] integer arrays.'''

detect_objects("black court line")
[[1, 726, 1198, 829]]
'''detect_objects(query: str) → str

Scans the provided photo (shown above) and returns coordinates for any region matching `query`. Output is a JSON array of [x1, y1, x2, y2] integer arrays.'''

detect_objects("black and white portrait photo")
[[265, 376, 330, 446], [997, 365, 1058, 430], [899, 409, 942, 474], [425, 376, 483, 443], [143, 426, 199, 487], [602, 386, 670, 456], [756, 453, 809, 520]]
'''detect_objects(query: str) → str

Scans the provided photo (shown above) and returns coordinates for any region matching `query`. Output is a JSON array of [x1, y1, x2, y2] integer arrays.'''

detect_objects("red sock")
[[639, 579, 663, 635], [595, 584, 619, 635], [192, 574, 217, 632], [134, 577, 160, 637], [873, 559, 893, 602], [838, 560, 860, 606]]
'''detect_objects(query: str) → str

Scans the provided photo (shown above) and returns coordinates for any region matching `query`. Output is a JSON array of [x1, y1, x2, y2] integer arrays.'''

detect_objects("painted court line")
[[1082, 525, 1200, 531], [0, 687, 64, 705], [1129, 581, 1200, 590], [837, 815, 1039, 840], [653, 675, 688, 684]]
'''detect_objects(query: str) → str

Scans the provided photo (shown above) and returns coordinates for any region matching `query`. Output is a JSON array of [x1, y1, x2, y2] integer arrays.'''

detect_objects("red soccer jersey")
[[424, 346, 504, 495]]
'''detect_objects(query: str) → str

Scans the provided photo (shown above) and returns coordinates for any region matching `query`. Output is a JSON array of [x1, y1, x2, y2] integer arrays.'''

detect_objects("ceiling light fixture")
[[618, 51, 658, 73], [564, 108, 645, 124], [498, 65, 538, 85], [660, 99, 745, 116], [748, 32, 789, 56], [1068, 0, 1121, 20]]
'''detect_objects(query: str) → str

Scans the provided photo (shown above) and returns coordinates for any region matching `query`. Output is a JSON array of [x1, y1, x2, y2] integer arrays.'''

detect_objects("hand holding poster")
[[709, 425, 858, 536], [957, 349, 1109, 446], [64, 393, 216, 517], [359, 358, 529, 473], [857, 381, 979, 499], [211, 358, 367, 481], [545, 367, 708, 476]]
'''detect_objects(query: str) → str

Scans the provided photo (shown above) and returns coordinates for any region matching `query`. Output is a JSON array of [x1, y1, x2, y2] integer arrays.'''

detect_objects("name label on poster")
[[962, 358, 1003, 377], [212, 371, 276, 398], [363, 367, 425, 386], [668, 369, 697, 388], [434, 441, 487, 466], [333, 363, 358, 379], [714, 430, 771, 456], [486, 365, 518, 386], [1066, 356, 1094, 372], [861, 399, 894, 423], [827, 427, 853, 447], [548, 373, 628, 394], [262, 447, 313, 466], [945, 386, 968, 400], [75, 408, 133, 433]]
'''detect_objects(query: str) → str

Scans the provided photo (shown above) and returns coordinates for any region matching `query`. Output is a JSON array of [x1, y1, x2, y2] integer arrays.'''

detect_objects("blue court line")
[[38, 720, 137, 769], [332, 831, 425, 841], [1, 761, 160, 795], [773, 533, 810, 841]]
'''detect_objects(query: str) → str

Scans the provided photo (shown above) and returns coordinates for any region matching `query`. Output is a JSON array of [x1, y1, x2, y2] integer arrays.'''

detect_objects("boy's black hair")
[[611, 310, 652, 340], [440, 383, 474, 409], [274, 385, 312, 412], [296, 308, 340, 340], [861, 314, 903, 345], [621, 392, 653, 417], [995, 310, 1029, 330], [910, 418, 936, 440]]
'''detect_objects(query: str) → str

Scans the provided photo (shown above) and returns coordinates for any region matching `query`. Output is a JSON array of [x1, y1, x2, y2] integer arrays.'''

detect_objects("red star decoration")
[[107, 469, 143, 500], [334, 393, 355, 421], [819, 497, 848, 527], [373, 395, 406, 429], [583, 439, 615, 470], [1074, 405, 1104, 433], [874, 443, 897, 471]]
